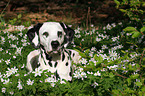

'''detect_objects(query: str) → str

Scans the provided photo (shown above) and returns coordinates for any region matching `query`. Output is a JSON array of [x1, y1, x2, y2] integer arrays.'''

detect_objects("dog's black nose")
[[51, 41, 60, 49]]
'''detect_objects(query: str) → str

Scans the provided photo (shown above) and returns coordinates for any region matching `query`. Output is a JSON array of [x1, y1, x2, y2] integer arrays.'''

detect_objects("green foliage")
[[114, 0, 145, 22], [0, 7, 145, 95]]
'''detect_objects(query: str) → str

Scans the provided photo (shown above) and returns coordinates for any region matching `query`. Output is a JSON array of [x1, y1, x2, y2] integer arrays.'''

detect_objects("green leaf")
[[123, 27, 137, 32], [94, 55, 103, 65], [109, 72, 114, 78], [135, 82, 142, 87], [114, 0, 120, 8], [130, 74, 139, 79], [132, 31, 141, 38], [119, 9, 127, 13], [140, 26, 145, 33]]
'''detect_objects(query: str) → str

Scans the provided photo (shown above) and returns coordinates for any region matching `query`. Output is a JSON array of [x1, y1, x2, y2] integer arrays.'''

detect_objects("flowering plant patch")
[[0, 16, 145, 95]]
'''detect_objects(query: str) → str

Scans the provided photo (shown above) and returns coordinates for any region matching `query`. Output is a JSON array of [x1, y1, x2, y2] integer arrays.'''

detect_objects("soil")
[[1, 0, 125, 27]]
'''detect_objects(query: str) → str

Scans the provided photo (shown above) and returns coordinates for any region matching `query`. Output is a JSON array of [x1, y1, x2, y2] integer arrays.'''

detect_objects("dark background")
[[0, 0, 126, 27]]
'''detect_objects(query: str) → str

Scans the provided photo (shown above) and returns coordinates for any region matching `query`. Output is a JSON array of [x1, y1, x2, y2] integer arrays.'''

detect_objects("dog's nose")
[[51, 41, 60, 49]]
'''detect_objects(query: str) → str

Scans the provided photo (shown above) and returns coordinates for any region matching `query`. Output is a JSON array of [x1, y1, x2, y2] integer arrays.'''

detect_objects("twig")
[[139, 49, 145, 65], [0, 0, 11, 18]]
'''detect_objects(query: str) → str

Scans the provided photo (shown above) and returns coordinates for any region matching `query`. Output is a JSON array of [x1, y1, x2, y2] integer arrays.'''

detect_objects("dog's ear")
[[59, 22, 75, 48], [27, 23, 43, 48]]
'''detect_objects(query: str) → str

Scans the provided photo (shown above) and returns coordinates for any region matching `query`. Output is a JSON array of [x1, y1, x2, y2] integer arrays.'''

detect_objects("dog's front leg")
[[26, 50, 41, 71]]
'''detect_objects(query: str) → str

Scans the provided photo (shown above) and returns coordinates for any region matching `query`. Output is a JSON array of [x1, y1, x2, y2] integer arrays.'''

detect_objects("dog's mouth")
[[46, 48, 61, 54]]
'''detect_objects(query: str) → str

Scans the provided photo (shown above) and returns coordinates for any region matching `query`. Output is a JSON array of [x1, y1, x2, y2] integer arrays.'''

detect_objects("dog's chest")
[[39, 51, 71, 73]]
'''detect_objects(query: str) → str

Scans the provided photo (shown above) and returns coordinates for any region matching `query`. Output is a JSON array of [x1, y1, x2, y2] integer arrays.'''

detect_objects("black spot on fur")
[[54, 62, 58, 67], [49, 61, 52, 67], [73, 53, 75, 57], [55, 71, 60, 79], [66, 62, 68, 66], [69, 67, 72, 77], [30, 55, 40, 70], [62, 53, 65, 61], [69, 50, 72, 55]]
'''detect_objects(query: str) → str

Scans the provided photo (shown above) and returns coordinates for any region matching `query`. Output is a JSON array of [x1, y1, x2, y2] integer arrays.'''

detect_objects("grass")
[[0, 17, 144, 95]]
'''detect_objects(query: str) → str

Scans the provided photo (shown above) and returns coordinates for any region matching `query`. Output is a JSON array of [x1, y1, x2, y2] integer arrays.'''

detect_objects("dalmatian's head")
[[27, 22, 74, 54]]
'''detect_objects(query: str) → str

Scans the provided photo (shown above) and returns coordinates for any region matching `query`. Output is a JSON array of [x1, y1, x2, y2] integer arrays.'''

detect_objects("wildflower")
[[118, 22, 122, 25], [27, 79, 34, 85], [117, 44, 123, 49], [15, 47, 23, 55], [0, 72, 2, 78], [1, 37, 5, 44], [8, 34, 17, 41], [9, 91, 14, 95], [91, 47, 96, 51], [106, 24, 112, 30], [87, 71, 93, 74], [18, 32, 23, 37], [102, 45, 108, 50], [111, 37, 117, 42], [2, 88, 6, 93], [3, 79, 10, 84], [107, 65, 118, 71], [5, 59, 10, 65], [51, 83, 55, 87], [13, 56, 16, 58], [45, 77, 56, 83], [32, 67, 43, 77], [96, 37, 102, 42], [21, 64, 25, 68], [94, 71, 101, 76], [0, 48, 3, 51], [80, 58, 88, 65], [11, 66, 18, 74], [17, 79, 23, 90], [111, 23, 116, 27], [16, 25, 25, 31], [10, 44, 17, 48], [91, 82, 99, 88]]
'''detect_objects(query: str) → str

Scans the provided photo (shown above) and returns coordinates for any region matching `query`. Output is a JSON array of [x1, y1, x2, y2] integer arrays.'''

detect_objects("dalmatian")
[[26, 22, 81, 81]]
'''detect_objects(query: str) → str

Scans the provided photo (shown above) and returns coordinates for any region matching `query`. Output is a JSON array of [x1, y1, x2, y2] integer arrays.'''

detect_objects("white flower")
[[91, 82, 99, 88], [15, 47, 23, 55], [0, 48, 3, 51], [117, 44, 123, 49], [80, 58, 88, 65], [10, 44, 17, 48], [96, 37, 102, 42], [107, 65, 118, 71], [16, 25, 25, 31], [91, 47, 96, 51], [2, 88, 6, 93], [94, 71, 101, 76], [21, 64, 25, 68], [5, 59, 10, 65], [13, 56, 16, 58], [111, 23, 116, 27], [11, 66, 18, 74], [1, 37, 5, 44], [32, 67, 43, 77], [102, 45, 108, 50], [3, 79, 10, 84], [0, 72, 2, 78], [27, 79, 34, 85], [18, 32, 23, 37], [106, 24, 112, 30], [17, 80, 23, 90], [111, 37, 117, 42], [9, 91, 14, 95], [45, 77, 56, 83]]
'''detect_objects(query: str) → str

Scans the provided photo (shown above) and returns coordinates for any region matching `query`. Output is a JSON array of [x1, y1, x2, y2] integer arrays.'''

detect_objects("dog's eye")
[[43, 32, 49, 37], [58, 31, 62, 38]]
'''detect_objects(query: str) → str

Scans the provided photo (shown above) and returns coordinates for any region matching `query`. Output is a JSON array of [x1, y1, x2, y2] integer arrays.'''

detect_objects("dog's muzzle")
[[51, 40, 60, 50]]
